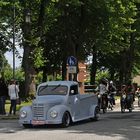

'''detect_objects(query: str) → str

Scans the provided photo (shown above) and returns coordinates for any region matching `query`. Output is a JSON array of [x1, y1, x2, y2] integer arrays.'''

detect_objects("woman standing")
[[8, 80, 19, 115]]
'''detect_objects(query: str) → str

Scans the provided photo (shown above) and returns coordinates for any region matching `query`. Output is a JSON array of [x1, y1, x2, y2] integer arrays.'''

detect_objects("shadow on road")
[[0, 104, 140, 140]]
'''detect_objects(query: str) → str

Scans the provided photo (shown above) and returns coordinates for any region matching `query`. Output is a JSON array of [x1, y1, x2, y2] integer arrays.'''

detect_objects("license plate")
[[32, 120, 45, 125]]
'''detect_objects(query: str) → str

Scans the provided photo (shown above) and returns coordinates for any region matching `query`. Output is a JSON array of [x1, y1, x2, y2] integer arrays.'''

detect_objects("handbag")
[[15, 85, 21, 105], [16, 98, 21, 105]]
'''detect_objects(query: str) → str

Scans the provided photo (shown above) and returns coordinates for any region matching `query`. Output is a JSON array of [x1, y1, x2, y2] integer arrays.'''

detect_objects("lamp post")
[[25, 10, 31, 23], [24, 9, 31, 96], [13, 5, 15, 80]]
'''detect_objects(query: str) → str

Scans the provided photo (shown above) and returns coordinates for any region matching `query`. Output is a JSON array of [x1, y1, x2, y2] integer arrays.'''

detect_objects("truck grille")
[[33, 103, 44, 118]]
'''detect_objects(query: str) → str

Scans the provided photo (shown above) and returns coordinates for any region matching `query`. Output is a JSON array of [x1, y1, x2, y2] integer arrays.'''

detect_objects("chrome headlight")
[[50, 110, 58, 118], [20, 110, 27, 118]]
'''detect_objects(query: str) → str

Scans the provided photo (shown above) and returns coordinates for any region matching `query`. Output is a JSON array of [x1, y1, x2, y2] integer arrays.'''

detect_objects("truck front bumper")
[[19, 119, 62, 126]]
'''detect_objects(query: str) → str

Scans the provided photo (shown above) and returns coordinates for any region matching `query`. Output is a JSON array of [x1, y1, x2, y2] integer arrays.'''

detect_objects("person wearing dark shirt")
[[125, 82, 135, 109], [0, 78, 8, 115], [108, 81, 116, 105]]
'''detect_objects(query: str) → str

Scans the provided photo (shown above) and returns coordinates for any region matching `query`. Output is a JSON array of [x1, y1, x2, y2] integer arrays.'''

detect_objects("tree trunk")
[[62, 56, 67, 80], [90, 45, 97, 85], [125, 32, 135, 82], [22, 3, 35, 97], [42, 67, 47, 82]]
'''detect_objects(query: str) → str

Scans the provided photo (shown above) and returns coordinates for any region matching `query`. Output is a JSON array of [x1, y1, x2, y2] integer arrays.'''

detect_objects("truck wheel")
[[94, 107, 100, 121], [91, 107, 100, 121], [61, 112, 71, 128], [23, 124, 33, 128]]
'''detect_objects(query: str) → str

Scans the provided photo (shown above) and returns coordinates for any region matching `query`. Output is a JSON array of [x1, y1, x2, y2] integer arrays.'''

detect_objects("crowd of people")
[[97, 78, 137, 113], [0, 78, 19, 116], [97, 79, 116, 112]]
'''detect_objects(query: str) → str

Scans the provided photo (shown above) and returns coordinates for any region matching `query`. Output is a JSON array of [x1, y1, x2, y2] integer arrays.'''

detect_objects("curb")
[[0, 113, 19, 120]]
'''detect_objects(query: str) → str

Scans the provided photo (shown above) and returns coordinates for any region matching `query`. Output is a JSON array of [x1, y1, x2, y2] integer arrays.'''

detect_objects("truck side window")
[[70, 85, 78, 95]]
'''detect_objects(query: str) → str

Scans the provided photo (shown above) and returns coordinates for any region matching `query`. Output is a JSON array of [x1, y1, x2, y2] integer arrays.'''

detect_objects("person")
[[108, 81, 116, 105], [120, 84, 127, 95], [120, 84, 127, 112], [8, 79, 19, 115], [98, 78, 109, 112], [136, 87, 140, 107], [99, 79, 108, 95], [125, 81, 135, 110], [0, 78, 8, 115], [136, 87, 140, 95]]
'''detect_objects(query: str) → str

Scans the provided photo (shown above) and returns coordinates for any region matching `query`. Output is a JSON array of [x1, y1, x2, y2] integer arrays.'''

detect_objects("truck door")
[[68, 85, 80, 120]]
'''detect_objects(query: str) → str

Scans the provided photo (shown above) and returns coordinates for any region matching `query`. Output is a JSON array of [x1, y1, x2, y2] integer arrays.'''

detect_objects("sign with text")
[[67, 66, 77, 73]]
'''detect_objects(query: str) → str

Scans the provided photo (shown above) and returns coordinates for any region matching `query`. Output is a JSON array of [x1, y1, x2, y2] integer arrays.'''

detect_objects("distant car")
[[19, 81, 99, 128]]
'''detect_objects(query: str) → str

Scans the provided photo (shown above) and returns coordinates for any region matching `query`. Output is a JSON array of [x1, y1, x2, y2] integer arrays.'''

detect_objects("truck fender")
[[19, 106, 32, 120], [89, 105, 97, 116], [47, 105, 71, 121]]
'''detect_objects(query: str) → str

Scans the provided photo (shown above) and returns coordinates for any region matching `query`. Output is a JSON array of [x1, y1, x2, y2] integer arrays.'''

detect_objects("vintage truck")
[[19, 81, 99, 128]]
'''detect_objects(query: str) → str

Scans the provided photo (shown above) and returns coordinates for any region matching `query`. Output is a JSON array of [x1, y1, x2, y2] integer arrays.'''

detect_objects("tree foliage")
[[0, 0, 140, 93]]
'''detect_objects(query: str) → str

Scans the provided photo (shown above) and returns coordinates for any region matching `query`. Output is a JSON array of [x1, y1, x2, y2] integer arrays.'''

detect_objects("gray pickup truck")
[[19, 81, 99, 128]]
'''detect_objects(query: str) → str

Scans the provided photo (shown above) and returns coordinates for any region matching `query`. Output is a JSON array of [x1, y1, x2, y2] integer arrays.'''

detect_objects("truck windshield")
[[38, 85, 68, 96]]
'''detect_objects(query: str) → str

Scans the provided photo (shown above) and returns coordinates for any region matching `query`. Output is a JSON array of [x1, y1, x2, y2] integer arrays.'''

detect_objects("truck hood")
[[33, 95, 65, 105]]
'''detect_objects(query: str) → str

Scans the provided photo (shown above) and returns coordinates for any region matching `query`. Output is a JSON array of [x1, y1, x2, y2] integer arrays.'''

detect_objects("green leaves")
[[0, 0, 140, 83], [33, 47, 46, 68]]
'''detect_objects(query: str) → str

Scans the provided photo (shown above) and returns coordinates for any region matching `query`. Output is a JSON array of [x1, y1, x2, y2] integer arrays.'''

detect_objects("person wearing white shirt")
[[99, 83, 108, 95], [98, 79, 108, 112], [8, 80, 19, 115]]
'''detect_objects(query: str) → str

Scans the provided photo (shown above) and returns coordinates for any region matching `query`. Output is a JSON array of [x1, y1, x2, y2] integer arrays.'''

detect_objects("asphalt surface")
[[0, 99, 139, 140]]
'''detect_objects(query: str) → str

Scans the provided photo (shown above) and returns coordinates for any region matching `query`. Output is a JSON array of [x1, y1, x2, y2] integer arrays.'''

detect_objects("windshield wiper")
[[51, 84, 61, 91], [39, 85, 48, 93]]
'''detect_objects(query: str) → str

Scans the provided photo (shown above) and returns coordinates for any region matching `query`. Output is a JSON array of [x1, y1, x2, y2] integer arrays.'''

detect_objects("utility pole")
[[13, 4, 16, 80]]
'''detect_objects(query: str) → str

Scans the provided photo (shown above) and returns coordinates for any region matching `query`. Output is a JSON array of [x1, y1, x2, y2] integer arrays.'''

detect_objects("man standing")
[[0, 78, 8, 115], [8, 80, 19, 115]]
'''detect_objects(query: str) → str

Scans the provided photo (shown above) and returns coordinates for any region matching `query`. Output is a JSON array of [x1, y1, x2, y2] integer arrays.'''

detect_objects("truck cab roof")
[[38, 81, 78, 88]]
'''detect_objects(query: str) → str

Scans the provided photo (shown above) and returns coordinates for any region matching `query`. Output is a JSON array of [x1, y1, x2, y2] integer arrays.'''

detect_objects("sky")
[[4, 47, 23, 68], [4, 48, 92, 68]]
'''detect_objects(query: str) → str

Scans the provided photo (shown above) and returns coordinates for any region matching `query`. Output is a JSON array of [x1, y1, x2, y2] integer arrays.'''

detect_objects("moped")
[[108, 94, 113, 110], [101, 94, 108, 113], [97, 93, 107, 113], [120, 94, 133, 113], [137, 93, 140, 107]]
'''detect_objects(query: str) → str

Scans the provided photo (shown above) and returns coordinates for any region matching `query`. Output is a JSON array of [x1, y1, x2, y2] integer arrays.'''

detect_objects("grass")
[[0, 100, 32, 120], [5, 100, 32, 114]]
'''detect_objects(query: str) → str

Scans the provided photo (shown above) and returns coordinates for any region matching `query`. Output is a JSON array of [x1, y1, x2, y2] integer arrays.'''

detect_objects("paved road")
[[0, 101, 140, 140]]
